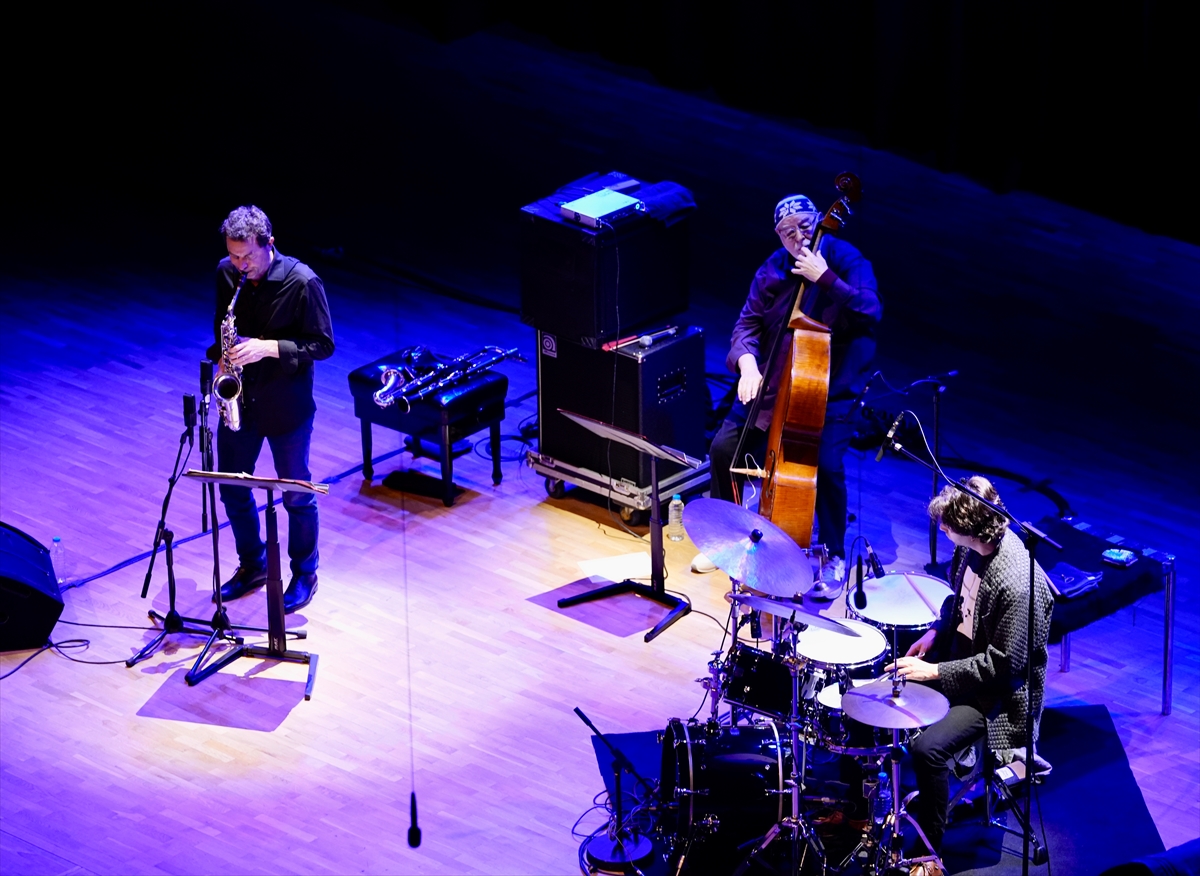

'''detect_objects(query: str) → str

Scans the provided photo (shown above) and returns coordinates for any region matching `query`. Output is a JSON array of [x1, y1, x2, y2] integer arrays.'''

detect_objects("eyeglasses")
[[777, 223, 816, 243]]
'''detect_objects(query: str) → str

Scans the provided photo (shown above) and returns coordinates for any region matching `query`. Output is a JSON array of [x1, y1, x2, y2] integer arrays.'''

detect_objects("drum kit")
[[655, 499, 954, 875]]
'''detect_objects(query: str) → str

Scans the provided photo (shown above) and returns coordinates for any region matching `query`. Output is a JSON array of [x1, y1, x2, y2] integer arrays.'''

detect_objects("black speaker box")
[[0, 522, 63, 652], [537, 327, 708, 485], [519, 191, 690, 346]]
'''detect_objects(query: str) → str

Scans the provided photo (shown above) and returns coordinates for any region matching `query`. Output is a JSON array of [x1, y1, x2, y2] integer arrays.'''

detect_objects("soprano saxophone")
[[214, 271, 248, 431]]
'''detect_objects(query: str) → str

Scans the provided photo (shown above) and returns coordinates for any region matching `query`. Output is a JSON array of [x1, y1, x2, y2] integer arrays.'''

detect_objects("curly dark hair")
[[927, 476, 1008, 545], [220, 205, 272, 246]]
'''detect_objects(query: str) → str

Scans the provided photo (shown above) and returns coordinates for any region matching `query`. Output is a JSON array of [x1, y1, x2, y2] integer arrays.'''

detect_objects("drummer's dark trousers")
[[909, 702, 987, 854], [708, 399, 856, 557]]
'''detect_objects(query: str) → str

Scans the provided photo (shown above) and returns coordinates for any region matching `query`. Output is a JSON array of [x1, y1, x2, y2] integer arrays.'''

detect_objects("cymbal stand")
[[875, 665, 940, 875], [734, 620, 825, 876], [701, 649, 726, 726]]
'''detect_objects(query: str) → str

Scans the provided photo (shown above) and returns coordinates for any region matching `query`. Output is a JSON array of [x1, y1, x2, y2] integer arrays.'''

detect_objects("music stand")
[[181, 470, 326, 699], [553, 409, 700, 643]]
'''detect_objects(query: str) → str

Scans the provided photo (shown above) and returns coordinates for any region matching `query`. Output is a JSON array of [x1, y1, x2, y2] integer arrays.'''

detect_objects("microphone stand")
[[200, 360, 214, 533], [128, 388, 224, 666], [878, 429, 1058, 875], [573, 707, 654, 871]]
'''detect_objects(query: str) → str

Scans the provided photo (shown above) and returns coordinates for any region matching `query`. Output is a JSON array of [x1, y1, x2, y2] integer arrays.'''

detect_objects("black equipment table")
[[1037, 515, 1176, 714]]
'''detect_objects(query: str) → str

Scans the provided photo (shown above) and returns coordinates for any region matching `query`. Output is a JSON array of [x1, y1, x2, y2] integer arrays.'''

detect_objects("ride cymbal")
[[682, 498, 809, 597]]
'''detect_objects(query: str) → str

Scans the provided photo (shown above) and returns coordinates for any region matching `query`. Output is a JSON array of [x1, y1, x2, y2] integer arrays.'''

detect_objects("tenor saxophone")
[[214, 272, 248, 431]]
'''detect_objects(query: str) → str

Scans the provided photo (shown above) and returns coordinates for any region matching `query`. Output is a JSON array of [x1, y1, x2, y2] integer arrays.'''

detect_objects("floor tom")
[[659, 719, 789, 865]]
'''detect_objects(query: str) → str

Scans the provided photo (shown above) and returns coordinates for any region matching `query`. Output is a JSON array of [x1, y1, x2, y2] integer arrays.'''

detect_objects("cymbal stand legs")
[[733, 649, 825, 876], [877, 729, 941, 876]]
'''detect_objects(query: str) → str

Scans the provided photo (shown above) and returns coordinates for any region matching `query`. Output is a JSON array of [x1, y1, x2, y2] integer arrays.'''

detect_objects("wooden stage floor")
[[2, 10, 1197, 875], [0, 257, 1195, 875]]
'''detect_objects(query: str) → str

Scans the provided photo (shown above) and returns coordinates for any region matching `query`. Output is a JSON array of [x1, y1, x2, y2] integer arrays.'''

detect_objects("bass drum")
[[659, 719, 789, 867]]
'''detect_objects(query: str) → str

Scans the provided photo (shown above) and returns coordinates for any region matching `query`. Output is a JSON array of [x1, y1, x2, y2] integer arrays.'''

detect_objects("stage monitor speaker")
[[537, 327, 708, 486], [519, 176, 691, 347], [0, 522, 63, 652]]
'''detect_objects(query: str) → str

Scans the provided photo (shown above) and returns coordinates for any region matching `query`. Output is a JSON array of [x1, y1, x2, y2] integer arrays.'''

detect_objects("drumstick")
[[903, 573, 940, 618]]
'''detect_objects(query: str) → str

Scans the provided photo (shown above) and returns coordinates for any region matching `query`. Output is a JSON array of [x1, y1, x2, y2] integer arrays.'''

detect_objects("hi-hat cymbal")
[[841, 678, 950, 730], [682, 498, 809, 597], [730, 592, 861, 637]]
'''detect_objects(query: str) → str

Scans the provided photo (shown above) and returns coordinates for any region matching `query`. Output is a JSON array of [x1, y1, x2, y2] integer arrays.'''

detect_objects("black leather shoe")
[[215, 565, 267, 602], [284, 573, 318, 613]]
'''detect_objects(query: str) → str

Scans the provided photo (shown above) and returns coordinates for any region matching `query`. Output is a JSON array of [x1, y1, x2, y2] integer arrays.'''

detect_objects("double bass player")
[[695, 193, 881, 590]]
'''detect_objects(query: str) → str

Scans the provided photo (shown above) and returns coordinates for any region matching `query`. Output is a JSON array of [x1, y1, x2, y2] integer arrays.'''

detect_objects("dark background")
[[8, 0, 1197, 464]]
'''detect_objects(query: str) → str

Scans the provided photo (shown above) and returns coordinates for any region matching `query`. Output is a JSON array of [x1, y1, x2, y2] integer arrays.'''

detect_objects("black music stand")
[[181, 470, 325, 699], [553, 409, 700, 643]]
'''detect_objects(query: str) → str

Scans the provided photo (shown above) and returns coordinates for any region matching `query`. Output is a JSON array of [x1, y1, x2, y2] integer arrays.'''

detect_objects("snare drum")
[[814, 679, 902, 756], [794, 618, 888, 678], [846, 572, 953, 655]]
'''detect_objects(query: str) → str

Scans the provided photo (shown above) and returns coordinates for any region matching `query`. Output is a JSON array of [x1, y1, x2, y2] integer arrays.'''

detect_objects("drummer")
[[887, 477, 1054, 875]]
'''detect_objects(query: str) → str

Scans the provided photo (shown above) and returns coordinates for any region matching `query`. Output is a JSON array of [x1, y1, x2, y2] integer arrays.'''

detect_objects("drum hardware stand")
[[573, 707, 655, 873], [554, 410, 702, 643], [733, 623, 826, 876], [873, 684, 940, 876], [872, 611, 941, 874], [699, 649, 727, 724]]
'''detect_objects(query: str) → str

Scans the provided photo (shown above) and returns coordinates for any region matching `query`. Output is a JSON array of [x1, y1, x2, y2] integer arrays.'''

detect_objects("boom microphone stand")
[[573, 707, 655, 871], [128, 390, 226, 666], [877, 417, 1058, 875]]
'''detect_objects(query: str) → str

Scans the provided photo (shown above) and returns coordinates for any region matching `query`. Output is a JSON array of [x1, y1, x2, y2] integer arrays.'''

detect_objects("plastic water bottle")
[[873, 770, 891, 825], [667, 494, 685, 541], [50, 536, 67, 585]]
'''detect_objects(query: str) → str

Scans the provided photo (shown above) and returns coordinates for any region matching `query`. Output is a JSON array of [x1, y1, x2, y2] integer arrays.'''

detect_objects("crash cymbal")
[[840, 678, 950, 730], [682, 498, 809, 597], [730, 592, 861, 637]]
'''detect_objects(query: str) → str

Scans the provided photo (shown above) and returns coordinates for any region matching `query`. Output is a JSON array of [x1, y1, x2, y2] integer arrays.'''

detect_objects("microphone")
[[183, 393, 196, 446], [853, 556, 867, 610], [408, 791, 421, 848], [200, 359, 214, 401], [848, 370, 879, 415], [865, 540, 885, 579], [749, 610, 762, 640], [875, 411, 905, 462]]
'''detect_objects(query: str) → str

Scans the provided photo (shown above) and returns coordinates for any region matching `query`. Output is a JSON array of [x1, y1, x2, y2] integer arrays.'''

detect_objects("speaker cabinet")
[[0, 522, 63, 652], [537, 327, 708, 486], [519, 189, 691, 346]]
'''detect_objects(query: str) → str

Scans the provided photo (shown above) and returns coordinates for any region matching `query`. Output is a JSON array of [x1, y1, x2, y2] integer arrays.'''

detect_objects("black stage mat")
[[589, 704, 1163, 875]]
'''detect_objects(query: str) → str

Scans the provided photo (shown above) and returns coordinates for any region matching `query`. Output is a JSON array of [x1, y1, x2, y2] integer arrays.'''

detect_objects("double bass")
[[735, 173, 862, 548]]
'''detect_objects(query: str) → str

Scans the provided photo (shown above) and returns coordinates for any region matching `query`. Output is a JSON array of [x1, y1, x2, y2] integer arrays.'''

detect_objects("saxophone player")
[[207, 205, 335, 613]]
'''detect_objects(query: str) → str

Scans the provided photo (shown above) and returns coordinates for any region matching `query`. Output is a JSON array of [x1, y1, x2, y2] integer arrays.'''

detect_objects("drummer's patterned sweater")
[[931, 529, 1055, 758]]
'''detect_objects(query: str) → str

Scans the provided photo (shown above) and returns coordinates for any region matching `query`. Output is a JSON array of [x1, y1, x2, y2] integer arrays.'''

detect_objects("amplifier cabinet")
[[519, 198, 690, 346], [0, 522, 63, 652], [537, 327, 708, 486]]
